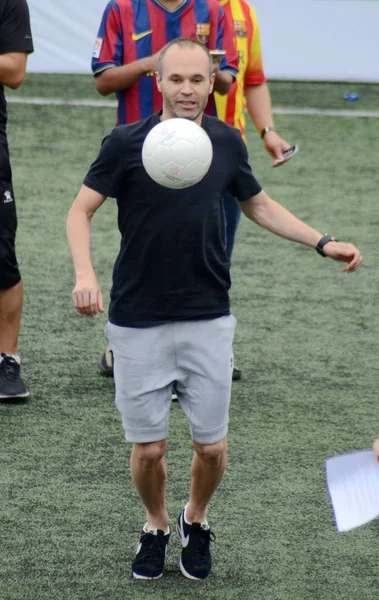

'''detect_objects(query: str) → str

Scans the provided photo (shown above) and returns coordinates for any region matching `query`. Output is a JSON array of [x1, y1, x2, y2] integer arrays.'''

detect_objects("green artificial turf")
[[6, 73, 379, 112], [1, 77, 379, 600]]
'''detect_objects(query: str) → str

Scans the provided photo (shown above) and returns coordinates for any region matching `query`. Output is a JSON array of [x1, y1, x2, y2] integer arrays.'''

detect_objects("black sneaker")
[[177, 509, 215, 580], [132, 526, 170, 580], [232, 366, 242, 381], [0, 354, 30, 400], [99, 344, 114, 377]]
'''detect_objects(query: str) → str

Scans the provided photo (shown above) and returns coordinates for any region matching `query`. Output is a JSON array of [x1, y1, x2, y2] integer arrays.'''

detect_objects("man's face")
[[157, 45, 215, 123]]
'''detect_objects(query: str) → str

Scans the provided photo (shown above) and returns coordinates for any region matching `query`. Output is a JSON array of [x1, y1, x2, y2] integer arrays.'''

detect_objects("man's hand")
[[213, 69, 234, 95], [72, 277, 104, 317], [143, 51, 160, 75], [323, 241, 363, 273], [373, 439, 379, 462], [263, 130, 292, 163]]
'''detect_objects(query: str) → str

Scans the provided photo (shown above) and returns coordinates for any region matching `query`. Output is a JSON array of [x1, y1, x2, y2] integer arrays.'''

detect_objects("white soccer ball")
[[142, 118, 213, 189]]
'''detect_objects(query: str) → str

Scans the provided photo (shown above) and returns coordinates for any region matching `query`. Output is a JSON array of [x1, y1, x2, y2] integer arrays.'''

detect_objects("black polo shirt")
[[0, 0, 33, 140], [84, 113, 262, 326]]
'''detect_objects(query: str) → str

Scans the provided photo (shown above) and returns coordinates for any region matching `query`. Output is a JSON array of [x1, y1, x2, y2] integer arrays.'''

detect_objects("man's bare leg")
[[186, 438, 227, 523], [130, 440, 170, 531], [0, 281, 29, 399], [177, 438, 227, 580], [0, 281, 23, 353]]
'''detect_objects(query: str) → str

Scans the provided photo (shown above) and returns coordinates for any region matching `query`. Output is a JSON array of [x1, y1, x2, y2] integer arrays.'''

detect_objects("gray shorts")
[[106, 315, 236, 445]]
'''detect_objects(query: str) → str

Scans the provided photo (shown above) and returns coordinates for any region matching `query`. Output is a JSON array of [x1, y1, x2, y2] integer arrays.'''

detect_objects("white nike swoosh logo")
[[177, 513, 190, 548]]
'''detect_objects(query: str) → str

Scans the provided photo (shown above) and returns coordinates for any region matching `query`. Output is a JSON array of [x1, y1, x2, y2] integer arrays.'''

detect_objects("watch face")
[[261, 126, 276, 139]]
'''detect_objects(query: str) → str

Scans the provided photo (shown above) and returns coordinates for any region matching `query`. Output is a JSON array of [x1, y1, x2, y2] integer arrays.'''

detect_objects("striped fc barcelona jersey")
[[92, 0, 238, 124], [215, 0, 265, 138]]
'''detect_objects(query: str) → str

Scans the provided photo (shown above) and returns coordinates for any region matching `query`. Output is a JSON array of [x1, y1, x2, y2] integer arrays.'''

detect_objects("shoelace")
[[139, 531, 167, 562], [0, 354, 19, 381], [191, 526, 216, 559]]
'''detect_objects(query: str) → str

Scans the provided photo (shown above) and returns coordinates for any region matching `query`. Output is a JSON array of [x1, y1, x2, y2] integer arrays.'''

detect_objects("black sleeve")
[[0, 0, 34, 55], [83, 128, 127, 198], [227, 130, 262, 201]]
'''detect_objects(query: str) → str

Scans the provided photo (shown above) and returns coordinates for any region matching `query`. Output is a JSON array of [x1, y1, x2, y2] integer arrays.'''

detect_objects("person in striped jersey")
[[92, 0, 238, 123], [215, 1, 292, 381], [215, 0, 292, 260]]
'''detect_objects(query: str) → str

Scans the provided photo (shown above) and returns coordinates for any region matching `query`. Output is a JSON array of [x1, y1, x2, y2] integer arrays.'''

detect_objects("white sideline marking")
[[6, 96, 379, 118], [273, 107, 379, 118], [7, 96, 118, 108]]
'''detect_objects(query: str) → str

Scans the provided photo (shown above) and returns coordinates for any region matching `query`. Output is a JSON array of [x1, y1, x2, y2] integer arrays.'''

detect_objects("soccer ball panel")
[[151, 145, 171, 167], [185, 159, 210, 180], [194, 137, 213, 166]]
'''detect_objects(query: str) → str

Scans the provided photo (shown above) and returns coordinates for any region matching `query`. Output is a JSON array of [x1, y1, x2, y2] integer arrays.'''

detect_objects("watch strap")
[[260, 126, 277, 139], [316, 233, 337, 256]]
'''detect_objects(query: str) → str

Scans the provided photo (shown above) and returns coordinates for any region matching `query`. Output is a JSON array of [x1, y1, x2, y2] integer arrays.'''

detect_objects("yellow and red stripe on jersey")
[[215, 0, 265, 138]]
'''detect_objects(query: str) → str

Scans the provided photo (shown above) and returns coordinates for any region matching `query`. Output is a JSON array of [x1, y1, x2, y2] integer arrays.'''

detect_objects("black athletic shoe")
[[99, 344, 114, 377], [0, 354, 30, 400], [177, 509, 215, 580], [132, 526, 170, 580], [232, 366, 242, 381]]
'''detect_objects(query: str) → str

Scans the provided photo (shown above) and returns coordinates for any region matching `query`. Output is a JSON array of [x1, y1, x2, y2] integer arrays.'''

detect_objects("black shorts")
[[0, 140, 20, 290]]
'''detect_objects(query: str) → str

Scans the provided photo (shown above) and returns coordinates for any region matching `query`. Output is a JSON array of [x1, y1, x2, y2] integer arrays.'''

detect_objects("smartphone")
[[271, 144, 299, 167], [209, 49, 226, 64]]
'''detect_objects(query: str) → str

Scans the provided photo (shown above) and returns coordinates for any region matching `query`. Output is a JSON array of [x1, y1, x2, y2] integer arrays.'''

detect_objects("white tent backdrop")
[[26, 0, 379, 81]]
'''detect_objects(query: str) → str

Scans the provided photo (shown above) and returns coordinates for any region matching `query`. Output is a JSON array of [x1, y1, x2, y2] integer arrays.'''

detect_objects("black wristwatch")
[[316, 233, 338, 257]]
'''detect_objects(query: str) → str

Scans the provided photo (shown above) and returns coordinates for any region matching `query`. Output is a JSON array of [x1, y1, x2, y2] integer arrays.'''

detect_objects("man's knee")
[[193, 438, 227, 468], [133, 440, 167, 470]]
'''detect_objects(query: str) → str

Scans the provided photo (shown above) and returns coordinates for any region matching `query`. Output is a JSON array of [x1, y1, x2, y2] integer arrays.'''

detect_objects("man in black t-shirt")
[[0, 0, 33, 400], [67, 38, 362, 582]]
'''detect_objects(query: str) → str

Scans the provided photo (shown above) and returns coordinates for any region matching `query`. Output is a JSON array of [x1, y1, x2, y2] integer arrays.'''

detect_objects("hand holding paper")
[[326, 450, 379, 532]]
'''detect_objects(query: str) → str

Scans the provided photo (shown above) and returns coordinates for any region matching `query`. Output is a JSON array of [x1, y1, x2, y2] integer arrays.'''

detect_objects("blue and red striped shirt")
[[92, 0, 238, 124]]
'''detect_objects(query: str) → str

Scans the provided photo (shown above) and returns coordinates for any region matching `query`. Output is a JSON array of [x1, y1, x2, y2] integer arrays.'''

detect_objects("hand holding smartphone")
[[271, 144, 299, 168], [209, 49, 226, 65]]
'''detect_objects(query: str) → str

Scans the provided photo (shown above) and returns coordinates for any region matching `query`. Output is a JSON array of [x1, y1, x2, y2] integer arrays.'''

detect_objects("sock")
[[184, 503, 209, 529], [143, 522, 170, 535], [0, 353, 20, 364]]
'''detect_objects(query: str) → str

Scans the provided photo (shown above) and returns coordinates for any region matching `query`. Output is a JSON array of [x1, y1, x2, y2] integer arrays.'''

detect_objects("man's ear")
[[209, 72, 216, 94], [156, 73, 162, 92]]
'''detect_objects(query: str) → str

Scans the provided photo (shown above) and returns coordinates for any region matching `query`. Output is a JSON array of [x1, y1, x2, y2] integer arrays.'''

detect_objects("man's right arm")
[[66, 185, 106, 316], [0, 0, 33, 89], [92, 1, 158, 96], [95, 55, 157, 96], [0, 52, 28, 89]]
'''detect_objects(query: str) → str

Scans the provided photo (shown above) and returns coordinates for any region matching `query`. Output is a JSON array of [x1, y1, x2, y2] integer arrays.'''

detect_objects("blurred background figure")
[[0, 0, 33, 400], [214, 0, 292, 379], [215, 0, 292, 263]]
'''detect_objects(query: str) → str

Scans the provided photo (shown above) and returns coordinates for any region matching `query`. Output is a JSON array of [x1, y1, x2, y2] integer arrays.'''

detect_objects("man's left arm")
[[0, 0, 33, 89], [244, 7, 290, 161], [228, 133, 362, 273], [239, 190, 363, 273]]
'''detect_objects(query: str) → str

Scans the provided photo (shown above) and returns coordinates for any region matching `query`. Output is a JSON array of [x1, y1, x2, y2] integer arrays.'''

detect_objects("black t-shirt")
[[84, 113, 262, 326], [0, 0, 33, 138]]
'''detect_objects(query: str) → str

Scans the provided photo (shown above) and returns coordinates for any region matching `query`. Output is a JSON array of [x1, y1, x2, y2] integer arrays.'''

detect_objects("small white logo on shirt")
[[177, 513, 190, 548], [93, 37, 103, 59], [4, 190, 13, 203]]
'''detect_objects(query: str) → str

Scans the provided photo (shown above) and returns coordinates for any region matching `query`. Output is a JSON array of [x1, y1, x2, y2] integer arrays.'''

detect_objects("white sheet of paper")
[[326, 450, 379, 532]]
